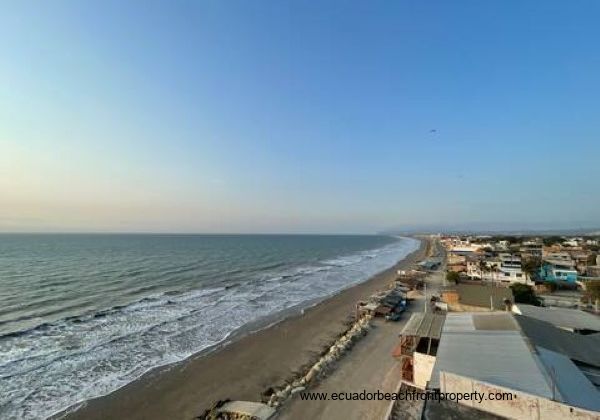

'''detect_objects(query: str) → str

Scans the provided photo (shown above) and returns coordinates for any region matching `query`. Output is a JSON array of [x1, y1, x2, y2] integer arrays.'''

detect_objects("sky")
[[1, 1, 600, 234]]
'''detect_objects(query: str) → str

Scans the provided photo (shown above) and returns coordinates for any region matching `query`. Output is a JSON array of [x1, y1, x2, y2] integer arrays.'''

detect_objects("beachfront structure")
[[428, 312, 600, 416], [393, 313, 446, 388], [466, 254, 531, 285], [441, 237, 483, 254]]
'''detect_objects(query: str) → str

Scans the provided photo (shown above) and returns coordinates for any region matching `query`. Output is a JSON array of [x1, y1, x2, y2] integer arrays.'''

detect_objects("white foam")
[[0, 237, 419, 420]]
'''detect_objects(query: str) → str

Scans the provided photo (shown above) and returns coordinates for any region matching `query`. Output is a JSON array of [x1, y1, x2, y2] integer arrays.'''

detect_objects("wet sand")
[[63, 238, 428, 420]]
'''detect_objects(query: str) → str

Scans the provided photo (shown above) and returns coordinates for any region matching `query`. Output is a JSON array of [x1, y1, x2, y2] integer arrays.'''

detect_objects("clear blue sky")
[[2, 1, 599, 233]]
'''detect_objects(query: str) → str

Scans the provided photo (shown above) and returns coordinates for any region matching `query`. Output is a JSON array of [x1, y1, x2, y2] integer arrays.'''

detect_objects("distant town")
[[440, 234, 600, 310]]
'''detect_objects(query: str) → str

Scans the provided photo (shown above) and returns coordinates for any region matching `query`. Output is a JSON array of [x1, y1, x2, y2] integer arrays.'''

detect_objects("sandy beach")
[[62, 238, 428, 420]]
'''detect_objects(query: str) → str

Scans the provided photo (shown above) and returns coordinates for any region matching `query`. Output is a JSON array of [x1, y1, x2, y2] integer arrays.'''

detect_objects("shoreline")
[[61, 237, 429, 420]]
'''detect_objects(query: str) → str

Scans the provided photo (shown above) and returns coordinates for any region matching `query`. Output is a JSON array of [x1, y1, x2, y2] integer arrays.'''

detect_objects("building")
[[393, 313, 446, 388], [496, 253, 530, 285], [540, 255, 578, 283], [512, 304, 600, 334], [447, 253, 467, 273], [520, 242, 543, 260], [424, 312, 600, 417], [515, 315, 600, 393], [466, 254, 531, 285]]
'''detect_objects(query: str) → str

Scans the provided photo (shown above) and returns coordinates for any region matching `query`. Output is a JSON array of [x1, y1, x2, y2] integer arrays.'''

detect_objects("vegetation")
[[521, 257, 542, 283], [542, 236, 564, 246], [510, 283, 541, 306], [446, 271, 460, 284]]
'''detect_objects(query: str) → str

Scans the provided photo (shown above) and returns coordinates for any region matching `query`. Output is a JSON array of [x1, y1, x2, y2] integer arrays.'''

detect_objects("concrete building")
[[425, 312, 600, 417], [466, 254, 531, 285]]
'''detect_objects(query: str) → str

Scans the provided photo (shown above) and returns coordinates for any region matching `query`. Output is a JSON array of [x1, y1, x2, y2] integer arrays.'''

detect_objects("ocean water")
[[0, 234, 419, 419]]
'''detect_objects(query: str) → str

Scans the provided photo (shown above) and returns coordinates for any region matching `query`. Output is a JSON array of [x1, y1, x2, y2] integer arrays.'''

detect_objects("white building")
[[466, 254, 532, 285]]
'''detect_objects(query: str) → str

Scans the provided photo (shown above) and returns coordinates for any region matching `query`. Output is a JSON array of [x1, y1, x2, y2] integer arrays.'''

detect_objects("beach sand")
[[63, 238, 428, 420]]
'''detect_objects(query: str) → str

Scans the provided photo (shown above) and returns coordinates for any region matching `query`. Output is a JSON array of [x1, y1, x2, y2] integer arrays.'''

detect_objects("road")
[[277, 237, 446, 420]]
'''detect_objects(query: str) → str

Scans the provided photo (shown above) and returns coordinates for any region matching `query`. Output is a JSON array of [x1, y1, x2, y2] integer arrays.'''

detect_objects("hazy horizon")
[[3, 1, 600, 234]]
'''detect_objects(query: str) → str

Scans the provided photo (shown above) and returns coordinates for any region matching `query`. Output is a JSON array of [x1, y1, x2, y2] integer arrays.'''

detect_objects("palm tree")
[[479, 260, 488, 281], [488, 263, 496, 285], [522, 257, 541, 284]]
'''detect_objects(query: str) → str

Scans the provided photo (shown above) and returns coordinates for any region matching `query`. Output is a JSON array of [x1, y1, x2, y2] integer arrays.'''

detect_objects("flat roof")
[[400, 313, 446, 339], [514, 304, 600, 332], [430, 313, 554, 399]]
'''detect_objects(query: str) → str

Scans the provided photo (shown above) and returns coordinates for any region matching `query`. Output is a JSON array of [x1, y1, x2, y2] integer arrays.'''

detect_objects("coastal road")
[[278, 238, 446, 420]]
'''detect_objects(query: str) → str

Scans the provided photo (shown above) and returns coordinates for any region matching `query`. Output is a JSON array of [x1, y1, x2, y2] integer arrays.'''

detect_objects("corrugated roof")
[[514, 304, 600, 332], [515, 315, 600, 368], [430, 313, 554, 398], [400, 313, 446, 339], [455, 284, 513, 310]]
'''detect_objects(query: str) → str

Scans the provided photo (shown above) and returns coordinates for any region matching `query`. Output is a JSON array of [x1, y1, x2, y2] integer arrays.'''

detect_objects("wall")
[[439, 371, 599, 420], [441, 291, 459, 304], [413, 352, 436, 389]]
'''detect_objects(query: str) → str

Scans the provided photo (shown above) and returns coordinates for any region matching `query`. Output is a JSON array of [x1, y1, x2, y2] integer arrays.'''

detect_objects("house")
[[427, 312, 600, 417], [466, 254, 531, 285], [540, 254, 578, 283], [495, 253, 531, 285], [520, 242, 543, 260], [447, 254, 467, 273]]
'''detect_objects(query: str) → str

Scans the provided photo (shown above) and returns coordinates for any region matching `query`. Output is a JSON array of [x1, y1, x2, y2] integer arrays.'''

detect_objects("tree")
[[510, 283, 541, 306], [478, 260, 488, 280], [489, 263, 499, 284], [522, 257, 542, 283], [543, 236, 563, 247], [446, 271, 460, 284]]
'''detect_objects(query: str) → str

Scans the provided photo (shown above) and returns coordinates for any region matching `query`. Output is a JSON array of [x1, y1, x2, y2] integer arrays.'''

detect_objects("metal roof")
[[536, 347, 600, 411], [513, 304, 600, 332], [400, 313, 446, 339], [515, 315, 600, 368], [430, 313, 554, 398]]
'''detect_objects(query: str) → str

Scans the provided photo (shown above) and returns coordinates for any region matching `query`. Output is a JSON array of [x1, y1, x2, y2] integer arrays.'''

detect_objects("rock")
[[291, 386, 306, 395]]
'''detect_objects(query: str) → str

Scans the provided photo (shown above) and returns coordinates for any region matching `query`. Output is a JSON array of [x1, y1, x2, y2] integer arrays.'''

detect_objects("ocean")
[[0, 234, 419, 419]]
